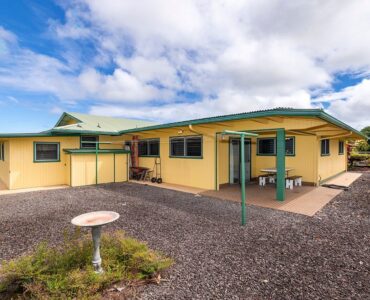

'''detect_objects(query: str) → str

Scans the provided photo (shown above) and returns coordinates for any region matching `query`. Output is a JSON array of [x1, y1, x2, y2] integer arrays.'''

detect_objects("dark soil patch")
[[0, 173, 369, 299]]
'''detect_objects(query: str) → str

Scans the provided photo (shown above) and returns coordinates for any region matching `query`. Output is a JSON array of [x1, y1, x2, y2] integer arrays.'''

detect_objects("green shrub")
[[0, 230, 173, 299], [349, 153, 370, 166]]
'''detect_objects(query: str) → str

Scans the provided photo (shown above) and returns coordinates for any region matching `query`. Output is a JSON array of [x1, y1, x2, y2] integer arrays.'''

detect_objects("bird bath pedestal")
[[71, 211, 120, 273]]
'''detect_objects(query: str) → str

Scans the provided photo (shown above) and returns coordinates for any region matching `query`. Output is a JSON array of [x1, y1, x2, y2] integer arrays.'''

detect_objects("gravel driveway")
[[0, 172, 369, 299]]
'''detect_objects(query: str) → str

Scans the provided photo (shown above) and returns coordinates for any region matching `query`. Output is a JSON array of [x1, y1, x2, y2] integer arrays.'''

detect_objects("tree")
[[360, 126, 370, 137]]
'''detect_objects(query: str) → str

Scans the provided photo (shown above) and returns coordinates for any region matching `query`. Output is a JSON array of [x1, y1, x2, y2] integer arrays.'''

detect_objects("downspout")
[[188, 124, 202, 135]]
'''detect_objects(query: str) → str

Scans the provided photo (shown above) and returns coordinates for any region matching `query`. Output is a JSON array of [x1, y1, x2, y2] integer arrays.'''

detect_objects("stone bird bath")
[[71, 211, 120, 273]]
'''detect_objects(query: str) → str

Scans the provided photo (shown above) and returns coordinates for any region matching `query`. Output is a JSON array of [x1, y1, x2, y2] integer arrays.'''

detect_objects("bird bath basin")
[[71, 211, 120, 273]]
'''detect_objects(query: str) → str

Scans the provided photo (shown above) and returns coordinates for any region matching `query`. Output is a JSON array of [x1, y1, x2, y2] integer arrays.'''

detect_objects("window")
[[34, 142, 60, 162], [81, 136, 98, 149], [170, 136, 202, 158], [257, 138, 276, 155], [257, 137, 295, 156], [0, 142, 4, 161], [138, 139, 160, 156], [339, 141, 344, 155], [321, 139, 330, 156], [285, 137, 295, 156]]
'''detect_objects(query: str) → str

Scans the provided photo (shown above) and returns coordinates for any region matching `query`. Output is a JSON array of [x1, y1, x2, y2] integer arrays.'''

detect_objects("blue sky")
[[0, 0, 369, 133]]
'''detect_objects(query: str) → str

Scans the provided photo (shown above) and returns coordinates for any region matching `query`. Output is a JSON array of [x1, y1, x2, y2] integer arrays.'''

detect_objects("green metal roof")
[[63, 149, 130, 154], [52, 112, 157, 135], [0, 108, 366, 139], [118, 108, 366, 139]]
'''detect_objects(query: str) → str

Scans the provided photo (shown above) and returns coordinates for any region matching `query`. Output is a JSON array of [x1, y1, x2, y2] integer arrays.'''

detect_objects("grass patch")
[[0, 230, 173, 299]]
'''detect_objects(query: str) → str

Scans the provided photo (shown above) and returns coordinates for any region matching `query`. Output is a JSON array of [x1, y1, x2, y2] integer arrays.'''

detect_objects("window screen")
[[170, 138, 185, 156], [339, 141, 344, 155], [321, 139, 330, 155], [257, 138, 276, 155], [186, 137, 202, 157], [35, 143, 59, 162], [138, 139, 159, 156], [170, 136, 202, 158], [285, 137, 295, 156], [81, 136, 98, 149]]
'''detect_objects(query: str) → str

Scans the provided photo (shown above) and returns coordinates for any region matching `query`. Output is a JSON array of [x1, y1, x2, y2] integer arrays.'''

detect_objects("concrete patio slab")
[[325, 171, 362, 187], [0, 185, 69, 196], [130, 180, 207, 194], [202, 183, 342, 216]]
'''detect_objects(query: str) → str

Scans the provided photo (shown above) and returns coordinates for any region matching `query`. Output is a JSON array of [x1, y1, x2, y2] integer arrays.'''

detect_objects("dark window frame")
[[80, 136, 99, 149], [169, 135, 203, 158], [257, 136, 295, 156], [0, 142, 4, 161], [257, 138, 276, 156], [138, 138, 160, 157], [338, 141, 344, 155], [321, 139, 330, 156], [33, 142, 60, 163], [285, 137, 295, 156]]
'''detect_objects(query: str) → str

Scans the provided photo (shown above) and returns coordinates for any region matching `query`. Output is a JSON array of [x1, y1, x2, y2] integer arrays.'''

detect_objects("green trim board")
[[64, 149, 130, 154], [33, 142, 61, 163]]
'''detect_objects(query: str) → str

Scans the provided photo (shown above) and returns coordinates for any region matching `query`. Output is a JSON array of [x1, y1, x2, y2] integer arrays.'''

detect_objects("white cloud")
[[0, 1, 370, 129], [78, 68, 173, 102], [314, 79, 370, 129]]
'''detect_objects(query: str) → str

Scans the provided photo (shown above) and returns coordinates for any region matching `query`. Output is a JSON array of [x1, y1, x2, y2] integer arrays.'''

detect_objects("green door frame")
[[221, 130, 258, 226], [229, 137, 252, 184]]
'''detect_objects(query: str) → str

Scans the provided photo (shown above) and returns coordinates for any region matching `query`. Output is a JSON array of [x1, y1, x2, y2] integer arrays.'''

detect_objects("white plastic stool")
[[294, 177, 302, 186], [286, 179, 293, 190], [259, 176, 266, 186]]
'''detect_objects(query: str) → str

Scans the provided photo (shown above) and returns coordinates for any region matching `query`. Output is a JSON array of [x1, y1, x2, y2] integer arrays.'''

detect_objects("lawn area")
[[0, 172, 369, 299]]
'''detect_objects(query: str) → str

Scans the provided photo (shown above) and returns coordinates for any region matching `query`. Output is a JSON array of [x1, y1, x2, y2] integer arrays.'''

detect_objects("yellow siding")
[[115, 154, 128, 182], [70, 154, 96, 187], [98, 136, 125, 149], [70, 153, 128, 186], [252, 135, 317, 183], [318, 139, 346, 182], [98, 154, 114, 184], [124, 116, 335, 190], [133, 131, 215, 190], [0, 140, 10, 188], [9, 137, 79, 189]]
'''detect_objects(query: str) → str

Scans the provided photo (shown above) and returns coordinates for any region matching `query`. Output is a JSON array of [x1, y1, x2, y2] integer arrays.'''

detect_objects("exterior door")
[[229, 138, 251, 183]]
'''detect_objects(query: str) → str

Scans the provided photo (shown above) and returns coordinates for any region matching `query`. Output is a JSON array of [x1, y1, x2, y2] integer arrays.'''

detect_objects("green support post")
[[276, 129, 286, 201], [95, 142, 98, 185], [240, 134, 246, 225]]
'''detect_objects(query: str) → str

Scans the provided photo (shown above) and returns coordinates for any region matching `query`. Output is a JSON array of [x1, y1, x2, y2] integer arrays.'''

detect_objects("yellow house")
[[0, 108, 365, 201]]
